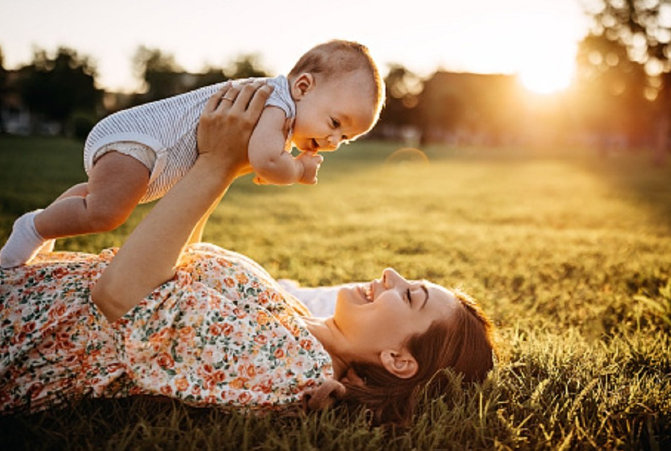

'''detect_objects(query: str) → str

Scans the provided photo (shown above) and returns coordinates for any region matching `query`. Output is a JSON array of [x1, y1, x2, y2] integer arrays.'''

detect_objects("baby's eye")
[[331, 118, 340, 128]]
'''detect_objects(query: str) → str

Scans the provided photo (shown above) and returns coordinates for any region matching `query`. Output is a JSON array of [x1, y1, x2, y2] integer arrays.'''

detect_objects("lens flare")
[[384, 148, 429, 166]]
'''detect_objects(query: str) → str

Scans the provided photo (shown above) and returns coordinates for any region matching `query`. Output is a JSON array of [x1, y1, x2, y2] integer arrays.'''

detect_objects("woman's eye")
[[331, 118, 340, 128], [406, 288, 412, 304]]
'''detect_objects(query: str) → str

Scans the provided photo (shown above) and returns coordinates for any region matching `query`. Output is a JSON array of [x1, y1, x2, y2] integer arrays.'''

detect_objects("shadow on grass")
[[577, 150, 671, 233]]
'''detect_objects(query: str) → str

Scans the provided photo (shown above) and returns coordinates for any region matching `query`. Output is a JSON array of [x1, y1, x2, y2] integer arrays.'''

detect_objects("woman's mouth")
[[360, 283, 373, 302]]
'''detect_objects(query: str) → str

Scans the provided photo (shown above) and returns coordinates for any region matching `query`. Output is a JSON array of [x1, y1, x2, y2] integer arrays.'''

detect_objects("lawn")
[[1, 135, 670, 450]]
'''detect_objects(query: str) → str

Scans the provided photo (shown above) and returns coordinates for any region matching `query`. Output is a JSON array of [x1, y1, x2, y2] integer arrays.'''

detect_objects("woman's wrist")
[[192, 154, 241, 187]]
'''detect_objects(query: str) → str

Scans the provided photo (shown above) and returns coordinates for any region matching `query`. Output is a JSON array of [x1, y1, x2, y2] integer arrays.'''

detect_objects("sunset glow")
[[0, 0, 589, 93], [519, 58, 575, 94]]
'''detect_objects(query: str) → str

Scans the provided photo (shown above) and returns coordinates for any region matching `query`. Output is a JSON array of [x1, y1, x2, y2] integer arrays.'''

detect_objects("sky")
[[0, 0, 592, 94]]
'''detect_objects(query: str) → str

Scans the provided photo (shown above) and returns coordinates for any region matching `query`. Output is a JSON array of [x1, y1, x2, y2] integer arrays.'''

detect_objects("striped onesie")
[[84, 76, 296, 203]]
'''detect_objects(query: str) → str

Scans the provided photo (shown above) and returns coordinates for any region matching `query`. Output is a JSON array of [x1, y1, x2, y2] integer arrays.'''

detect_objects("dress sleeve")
[[112, 246, 332, 409]]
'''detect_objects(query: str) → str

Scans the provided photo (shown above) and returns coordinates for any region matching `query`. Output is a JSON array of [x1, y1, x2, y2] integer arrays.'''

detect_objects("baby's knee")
[[86, 206, 131, 232]]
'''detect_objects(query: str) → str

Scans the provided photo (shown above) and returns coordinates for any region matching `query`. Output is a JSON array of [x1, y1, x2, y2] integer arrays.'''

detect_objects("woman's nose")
[[382, 268, 404, 287]]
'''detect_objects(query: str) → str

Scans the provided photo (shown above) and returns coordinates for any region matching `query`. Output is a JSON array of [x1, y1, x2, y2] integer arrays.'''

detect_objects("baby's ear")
[[292, 73, 315, 99]]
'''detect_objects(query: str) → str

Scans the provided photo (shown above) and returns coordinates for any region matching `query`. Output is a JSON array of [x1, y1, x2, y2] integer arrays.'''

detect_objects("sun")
[[518, 57, 575, 95]]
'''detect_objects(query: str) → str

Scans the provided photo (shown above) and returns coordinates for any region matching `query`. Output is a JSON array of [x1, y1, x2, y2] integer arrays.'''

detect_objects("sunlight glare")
[[517, 41, 577, 95], [519, 60, 574, 94]]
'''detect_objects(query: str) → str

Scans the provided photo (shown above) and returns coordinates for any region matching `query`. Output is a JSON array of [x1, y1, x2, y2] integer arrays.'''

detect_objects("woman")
[[0, 82, 495, 425]]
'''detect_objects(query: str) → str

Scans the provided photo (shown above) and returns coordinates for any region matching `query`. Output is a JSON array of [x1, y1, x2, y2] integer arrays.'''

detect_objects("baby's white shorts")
[[89, 141, 157, 173]]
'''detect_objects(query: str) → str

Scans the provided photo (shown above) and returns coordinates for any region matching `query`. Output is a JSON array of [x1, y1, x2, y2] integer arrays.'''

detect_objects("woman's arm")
[[187, 201, 217, 245], [92, 82, 272, 321]]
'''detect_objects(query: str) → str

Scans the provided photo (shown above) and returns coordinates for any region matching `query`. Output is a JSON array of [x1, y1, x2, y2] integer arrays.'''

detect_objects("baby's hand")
[[297, 151, 324, 185]]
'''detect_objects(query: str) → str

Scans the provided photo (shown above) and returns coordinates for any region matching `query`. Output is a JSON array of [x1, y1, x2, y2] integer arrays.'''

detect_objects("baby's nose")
[[325, 135, 341, 150]]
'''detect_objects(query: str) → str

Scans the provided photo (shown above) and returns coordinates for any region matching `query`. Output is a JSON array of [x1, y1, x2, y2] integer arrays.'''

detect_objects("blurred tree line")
[[576, 0, 671, 163], [0, 46, 269, 138], [1, 1, 670, 161]]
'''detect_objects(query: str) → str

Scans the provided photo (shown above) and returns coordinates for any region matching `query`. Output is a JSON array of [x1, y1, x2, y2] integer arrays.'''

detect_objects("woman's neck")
[[302, 316, 349, 379]]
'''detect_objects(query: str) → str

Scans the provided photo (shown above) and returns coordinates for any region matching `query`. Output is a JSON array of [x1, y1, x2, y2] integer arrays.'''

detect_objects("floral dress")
[[0, 243, 333, 414]]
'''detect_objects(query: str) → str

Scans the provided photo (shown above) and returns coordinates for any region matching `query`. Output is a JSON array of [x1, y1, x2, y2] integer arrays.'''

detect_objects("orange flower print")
[[28, 382, 44, 399], [209, 324, 222, 336], [258, 292, 269, 305], [157, 352, 175, 369], [229, 377, 248, 390], [51, 267, 68, 279], [178, 326, 195, 341], [233, 307, 246, 319], [237, 392, 252, 404], [0, 245, 333, 415], [246, 364, 257, 378], [175, 377, 189, 392], [214, 371, 227, 384], [256, 311, 270, 326], [22, 321, 36, 334], [299, 339, 312, 351]]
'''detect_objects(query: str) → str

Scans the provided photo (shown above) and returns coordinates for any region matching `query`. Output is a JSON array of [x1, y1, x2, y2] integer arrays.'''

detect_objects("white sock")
[[38, 239, 55, 254], [0, 210, 47, 268]]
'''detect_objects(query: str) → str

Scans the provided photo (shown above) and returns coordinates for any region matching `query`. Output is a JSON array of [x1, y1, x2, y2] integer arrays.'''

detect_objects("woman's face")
[[333, 268, 459, 362]]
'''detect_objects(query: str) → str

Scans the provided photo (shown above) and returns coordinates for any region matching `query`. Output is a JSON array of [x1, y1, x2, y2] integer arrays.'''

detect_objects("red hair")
[[339, 289, 495, 426]]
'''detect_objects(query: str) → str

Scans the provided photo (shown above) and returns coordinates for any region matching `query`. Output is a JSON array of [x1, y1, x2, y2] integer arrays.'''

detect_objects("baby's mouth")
[[311, 139, 319, 151]]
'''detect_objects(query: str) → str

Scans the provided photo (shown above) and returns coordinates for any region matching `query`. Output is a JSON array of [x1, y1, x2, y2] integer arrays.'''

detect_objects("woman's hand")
[[197, 81, 273, 176], [93, 82, 272, 322]]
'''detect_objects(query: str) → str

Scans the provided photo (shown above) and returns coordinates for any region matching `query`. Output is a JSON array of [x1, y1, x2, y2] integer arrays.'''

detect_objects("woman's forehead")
[[426, 282, 459, 310]]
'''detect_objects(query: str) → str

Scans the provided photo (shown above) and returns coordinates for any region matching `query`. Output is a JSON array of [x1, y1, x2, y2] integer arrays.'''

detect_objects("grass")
[[1, 135, 670, 450]]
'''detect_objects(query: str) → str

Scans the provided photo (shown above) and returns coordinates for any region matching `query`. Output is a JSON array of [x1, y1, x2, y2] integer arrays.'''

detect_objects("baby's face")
[[291, 71, 378, 153]]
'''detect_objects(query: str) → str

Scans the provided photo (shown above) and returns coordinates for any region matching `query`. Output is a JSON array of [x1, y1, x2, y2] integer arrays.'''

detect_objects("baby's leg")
[[0, 152, 149, 268], [36, 183, 90, 254], [35, 151, 150, 237]]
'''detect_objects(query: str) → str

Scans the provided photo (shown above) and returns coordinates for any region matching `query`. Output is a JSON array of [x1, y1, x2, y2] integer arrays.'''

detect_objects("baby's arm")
[[248, 107, 322, 185]]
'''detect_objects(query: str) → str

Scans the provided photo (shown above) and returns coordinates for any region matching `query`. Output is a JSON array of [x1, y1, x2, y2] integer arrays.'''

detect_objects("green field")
[[1, 135, 670, 450]]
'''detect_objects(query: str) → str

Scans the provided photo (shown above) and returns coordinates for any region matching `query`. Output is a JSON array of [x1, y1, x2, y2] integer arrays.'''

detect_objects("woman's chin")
[[337, 285, 367, 307]]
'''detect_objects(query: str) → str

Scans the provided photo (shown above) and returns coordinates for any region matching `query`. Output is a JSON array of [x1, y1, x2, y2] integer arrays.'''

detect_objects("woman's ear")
[[380, 349, 418, 379], [291, 73, 315, 100]]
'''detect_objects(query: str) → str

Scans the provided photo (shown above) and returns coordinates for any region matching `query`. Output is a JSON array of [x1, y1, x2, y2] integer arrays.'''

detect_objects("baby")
[[0, 40, 384, 268]]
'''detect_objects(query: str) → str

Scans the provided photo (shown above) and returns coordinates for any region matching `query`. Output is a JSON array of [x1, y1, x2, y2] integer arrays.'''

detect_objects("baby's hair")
[[289, 40, 385, 114]]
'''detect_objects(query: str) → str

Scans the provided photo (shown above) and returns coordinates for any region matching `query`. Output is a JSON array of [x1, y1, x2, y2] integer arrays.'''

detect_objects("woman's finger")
[[245, 83, 273, 117], [203, 82, 232, 113], [216, 85, 242, 112], [230, 81, 265, 112]]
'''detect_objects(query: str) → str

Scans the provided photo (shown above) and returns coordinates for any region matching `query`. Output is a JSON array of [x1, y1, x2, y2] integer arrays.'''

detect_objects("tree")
[[584, 0, 671, 162], [377, 64, 422, 139], [133, 46, 185, 101], [573, 33, 652, 148], [0, 46, 7, 133], [19, 47, 101, 136], [226, 54, 268, 79]]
